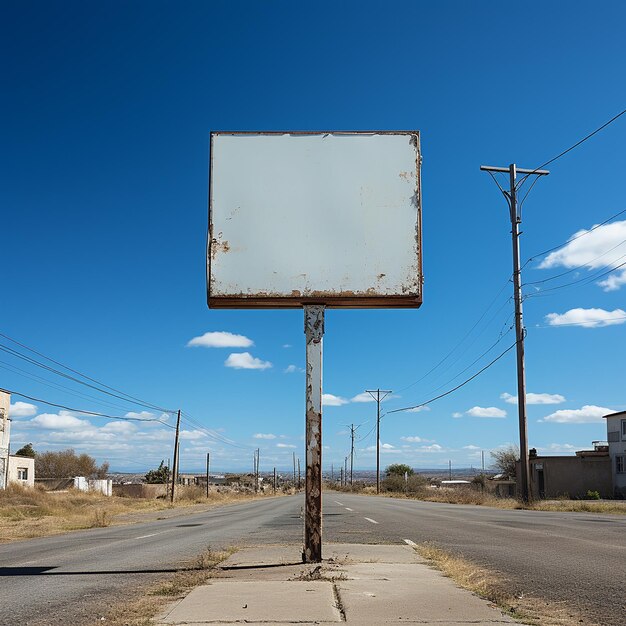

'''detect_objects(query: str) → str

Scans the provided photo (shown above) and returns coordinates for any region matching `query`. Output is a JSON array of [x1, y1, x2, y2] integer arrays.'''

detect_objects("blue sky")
[[2, 1, 625, 473]]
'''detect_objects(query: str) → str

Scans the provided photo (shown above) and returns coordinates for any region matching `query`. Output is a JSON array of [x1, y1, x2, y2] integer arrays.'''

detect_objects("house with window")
[[8, 455, 35, 488], [605, 410, 626, 498]]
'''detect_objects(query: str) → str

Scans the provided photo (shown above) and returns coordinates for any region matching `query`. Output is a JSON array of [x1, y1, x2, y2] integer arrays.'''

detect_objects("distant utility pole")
[[293, 452, 297, 486], [331, 463, 334, 481], [481, 450, 485, 473], [480, 163, 549, 503], [170, 409, 181, 503], [273, 467, 277, 494], [365, 389, 392, 494], [340, 467, 344, 487], [349, 424, 358, 486], [448, 460, 452, 481], [254, 448, 260, 493], [206, 452, 210, 498], [297, 457, 301, 490]]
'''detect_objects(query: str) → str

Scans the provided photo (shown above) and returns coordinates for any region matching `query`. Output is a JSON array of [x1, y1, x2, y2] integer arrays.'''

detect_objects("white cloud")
[[282, 344, 292, 348], [277, 443, 296, 448], [254, 433, 276, 440], [187, 331, 253, 348], [284, 364, 304, 374], [452, 412, 463, 418], [9, 401, 37, 418], [225, 352, 272, 370], [466, 406, 506, 418], [31, 411, 88, 429], [381, 443, 395, 449], [419, 444, 444, 453], [406, 405, 431, 413], [500, 392, 566, 405], [401, 436, 432, 443], [322, 393, 349, 406], [350, 392, 375, 403], [545, 307, 626, 328], [463, 445, 481, 450], [538, 220, 626, 291], [537, 443, 578, 454], [540, 405, 613, 424]]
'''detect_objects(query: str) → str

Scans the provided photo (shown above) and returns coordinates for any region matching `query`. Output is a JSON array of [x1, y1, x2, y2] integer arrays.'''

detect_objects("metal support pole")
[[303, 304, 324, 563]]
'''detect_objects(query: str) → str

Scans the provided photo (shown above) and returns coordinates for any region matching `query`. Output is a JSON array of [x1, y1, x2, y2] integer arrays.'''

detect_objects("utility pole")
[[340, 466, 343, 487], [273, 467, 276, 494], [331, 463, 334, 482], [349, 424, 357, 486], [297, 457, 301, 490], [481, 450, 485, 473], [293, 452, 296, 486], [449, 460, 452, 481], [365, 389, 392, 494], [170, 409, 181, 503], [481, 163, 549, 502], [206, 452, 210, 498], [254, 448, 260, 493]]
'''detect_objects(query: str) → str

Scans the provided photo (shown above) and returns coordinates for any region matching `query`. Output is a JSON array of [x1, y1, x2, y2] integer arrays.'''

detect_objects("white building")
[[605, 410, 626, 497], [8, 455, 35, 487]]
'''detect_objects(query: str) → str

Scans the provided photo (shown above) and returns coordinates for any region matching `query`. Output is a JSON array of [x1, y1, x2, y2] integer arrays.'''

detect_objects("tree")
[[35, 449, 109, 479], [145, 460, 169, 484], [385, 463, 414, 477], [490, 445, 519, 479], [15, 443, 36, 458]]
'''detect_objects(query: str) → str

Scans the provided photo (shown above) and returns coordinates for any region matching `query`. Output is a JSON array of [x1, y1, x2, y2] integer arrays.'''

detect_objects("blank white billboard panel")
[[208, 131, 422, 308]]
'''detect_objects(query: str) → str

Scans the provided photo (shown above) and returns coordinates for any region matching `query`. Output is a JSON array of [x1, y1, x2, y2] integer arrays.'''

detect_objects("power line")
[[523, 238, 626, 286], [0, 332, 174, 414], [387, 341, 518, 415], [394, 276, 513, 393], [525, 258, 626, 298], [1, 387, 176, 428], [518, 107, 626, 184]]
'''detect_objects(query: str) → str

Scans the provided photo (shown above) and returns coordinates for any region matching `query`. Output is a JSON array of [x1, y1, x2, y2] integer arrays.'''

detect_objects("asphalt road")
[[1, 492, 625, 625]]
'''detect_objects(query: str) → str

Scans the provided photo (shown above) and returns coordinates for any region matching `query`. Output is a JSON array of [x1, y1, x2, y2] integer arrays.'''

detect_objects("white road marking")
[[345, 507, 353, 511], [403, 539, 417, 546], [334, 501, 344, 506], [136, 533, 159, 540], [364, 517, 379, 524]]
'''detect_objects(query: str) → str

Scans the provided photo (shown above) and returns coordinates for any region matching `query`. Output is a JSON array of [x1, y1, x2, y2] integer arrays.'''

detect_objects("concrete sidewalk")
[[155, 543, 516, 625]]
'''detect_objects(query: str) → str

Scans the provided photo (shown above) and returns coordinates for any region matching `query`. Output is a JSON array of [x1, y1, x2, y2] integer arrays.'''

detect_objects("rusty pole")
[[303, 304, 324, 563]]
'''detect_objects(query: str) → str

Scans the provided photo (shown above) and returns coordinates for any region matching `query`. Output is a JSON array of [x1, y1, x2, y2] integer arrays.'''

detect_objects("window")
[[622, 420, 626, 440], [17, 467, 28, 481], [617, 456, 625, 475]]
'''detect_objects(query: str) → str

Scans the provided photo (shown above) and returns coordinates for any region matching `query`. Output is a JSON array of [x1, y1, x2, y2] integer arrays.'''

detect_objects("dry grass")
[[0, 483, 281, 543], [414, 542, 598, 626], [327, 483, 626, 514], [101, 547, 235, 626]]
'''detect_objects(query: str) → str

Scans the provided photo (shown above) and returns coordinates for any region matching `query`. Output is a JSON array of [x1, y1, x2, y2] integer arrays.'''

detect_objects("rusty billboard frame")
[[207, 130, 423, 309]]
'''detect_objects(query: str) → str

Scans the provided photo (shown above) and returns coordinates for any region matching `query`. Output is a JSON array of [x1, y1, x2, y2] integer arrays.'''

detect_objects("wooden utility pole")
[[297, 457, 301, 489], [349, 424, 357, 486], [273, 466, 276, 494], [480, 163, 549, 502], [340, 467, 343, 487], [365, 389, 392, 494], [293, 452, 296, 486], [206, 452, 210, 498], [170, 410, 181, 503]]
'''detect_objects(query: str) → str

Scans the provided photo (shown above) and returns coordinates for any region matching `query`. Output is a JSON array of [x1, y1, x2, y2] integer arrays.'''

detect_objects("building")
[[605, 410, 626, 498], [525, 443, 612, 500], [7, 455, 35, 488]]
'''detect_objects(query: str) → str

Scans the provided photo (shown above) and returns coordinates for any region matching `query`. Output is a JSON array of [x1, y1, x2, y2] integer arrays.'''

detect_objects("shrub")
[[585, 490, 601, 500]]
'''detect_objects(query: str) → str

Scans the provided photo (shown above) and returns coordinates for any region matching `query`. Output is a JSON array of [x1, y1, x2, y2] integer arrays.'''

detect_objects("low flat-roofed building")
[[8, 455, 35, 488]]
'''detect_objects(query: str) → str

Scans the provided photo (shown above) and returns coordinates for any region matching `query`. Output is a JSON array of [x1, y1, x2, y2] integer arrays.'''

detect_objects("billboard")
[[207, 131, 422, 308]]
